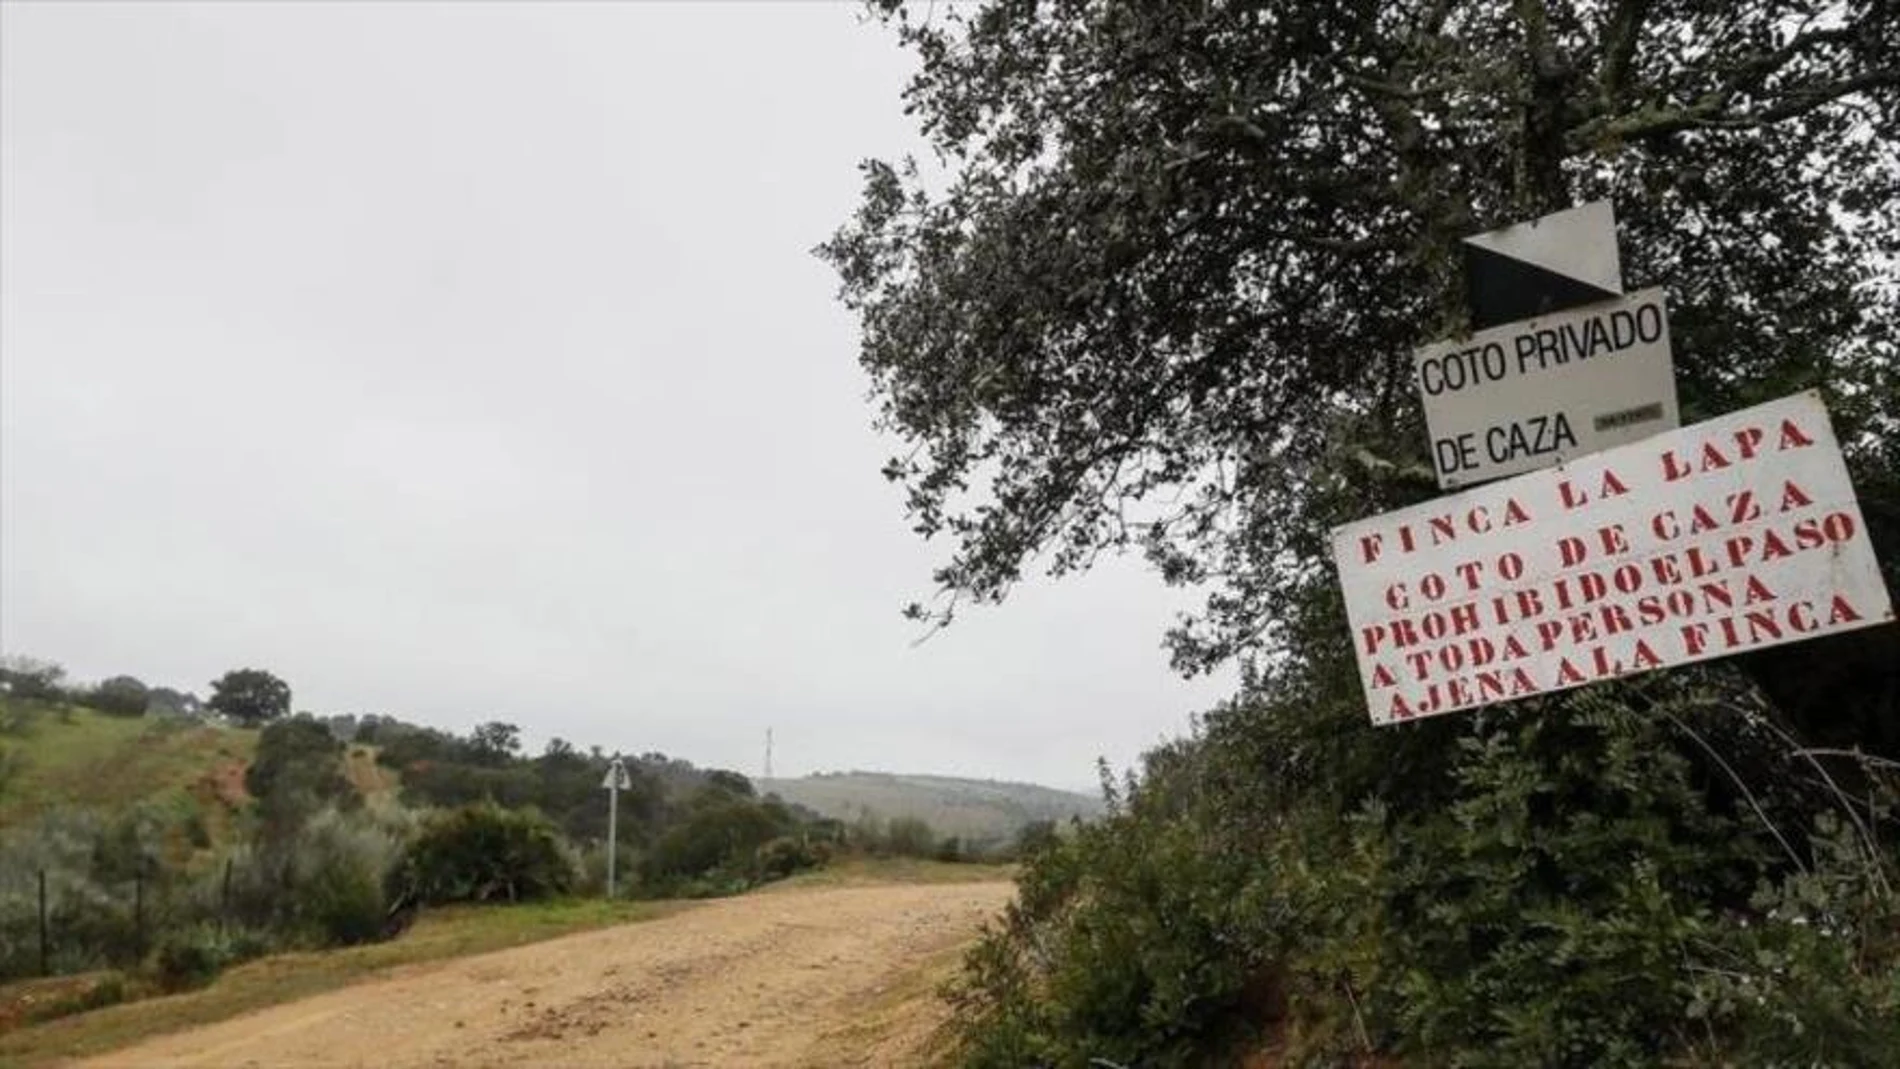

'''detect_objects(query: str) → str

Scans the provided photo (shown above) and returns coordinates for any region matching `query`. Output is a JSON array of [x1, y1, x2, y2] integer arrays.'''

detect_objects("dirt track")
[[74, 880, 1014, 1069]]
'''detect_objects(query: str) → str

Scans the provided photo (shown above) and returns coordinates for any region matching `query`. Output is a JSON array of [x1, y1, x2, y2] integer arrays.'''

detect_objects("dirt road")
[[74, 880, 1014, 1069]]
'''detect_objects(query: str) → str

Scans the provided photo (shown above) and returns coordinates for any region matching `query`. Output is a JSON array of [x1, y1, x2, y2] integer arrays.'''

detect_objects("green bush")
[[402, 802, 575, 904], [153, 927, 237, 992], [947, 679, 1900, 1068], [755, 835, 827, 881], [641, 791, 792, 889], [289, 806, 408, 945]]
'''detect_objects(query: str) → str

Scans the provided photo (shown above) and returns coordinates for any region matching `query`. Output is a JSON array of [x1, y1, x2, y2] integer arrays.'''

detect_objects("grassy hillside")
[[0, 701, 255, 850], [760, 771, 1102, 845]]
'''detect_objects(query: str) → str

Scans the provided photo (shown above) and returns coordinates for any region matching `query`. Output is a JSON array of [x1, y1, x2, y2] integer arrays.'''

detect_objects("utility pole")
[[602, 756, 629, 898], [763, 727, 774, 783]]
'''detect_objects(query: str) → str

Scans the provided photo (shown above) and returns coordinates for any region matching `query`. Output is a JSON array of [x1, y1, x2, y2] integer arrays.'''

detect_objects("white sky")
[[0, 1, 1232, 791]]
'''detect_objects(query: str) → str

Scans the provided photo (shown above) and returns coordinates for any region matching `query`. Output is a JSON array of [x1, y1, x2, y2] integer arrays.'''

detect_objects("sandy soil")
[[72, 881, 1014, 1069]]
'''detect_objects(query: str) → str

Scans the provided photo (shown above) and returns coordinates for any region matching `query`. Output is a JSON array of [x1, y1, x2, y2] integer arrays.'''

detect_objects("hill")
[[759, 771, 1103, 846], [0, 700, 255, 852]]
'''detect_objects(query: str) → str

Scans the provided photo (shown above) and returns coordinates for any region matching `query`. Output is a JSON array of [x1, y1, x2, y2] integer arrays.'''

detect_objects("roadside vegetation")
[[0, 657, 1028, 1044]]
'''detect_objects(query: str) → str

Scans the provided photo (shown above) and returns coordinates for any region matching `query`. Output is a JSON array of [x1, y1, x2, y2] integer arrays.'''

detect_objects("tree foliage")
[[208, 668, 291, 727], [468, 721, 521, 766], [401, 802, 575, 904], [89, 675, 150, 717], [821, 0, 1900, 687], [0, 656, 68, 703], [246, 714, 360, 843]]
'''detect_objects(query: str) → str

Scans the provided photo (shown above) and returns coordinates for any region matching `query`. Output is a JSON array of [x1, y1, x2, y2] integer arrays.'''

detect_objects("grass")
[[768, 855, 1017, 892], [0, 702, 256, 846], [0, 896, 692, 1067], [342, 744, 400, 801]]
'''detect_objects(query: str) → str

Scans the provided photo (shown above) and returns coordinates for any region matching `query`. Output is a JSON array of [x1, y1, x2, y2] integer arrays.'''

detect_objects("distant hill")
[[759, 771, 1104, 846]]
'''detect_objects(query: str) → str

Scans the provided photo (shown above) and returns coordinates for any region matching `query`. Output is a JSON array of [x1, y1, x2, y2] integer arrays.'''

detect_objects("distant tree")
[[91, 675, 150, 717], [703, 769, 756, 797], [0, 656, 67, 703], [208, 668, 291, 727], [469, 721, 522, 766], [145, 687, 201, 716]]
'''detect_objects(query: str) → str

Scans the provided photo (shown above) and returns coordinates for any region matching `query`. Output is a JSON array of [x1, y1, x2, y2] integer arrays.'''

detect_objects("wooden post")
[[38, 869, 48, 976]]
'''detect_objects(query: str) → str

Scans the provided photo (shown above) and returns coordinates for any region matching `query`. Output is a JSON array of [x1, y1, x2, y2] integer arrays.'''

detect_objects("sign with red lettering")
[[1331, 391, 1893, 726], [1416, 287, 1679, 489]]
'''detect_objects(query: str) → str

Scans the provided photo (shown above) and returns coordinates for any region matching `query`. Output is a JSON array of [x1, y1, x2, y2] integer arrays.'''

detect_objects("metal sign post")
[[602, 757, 630, 898]]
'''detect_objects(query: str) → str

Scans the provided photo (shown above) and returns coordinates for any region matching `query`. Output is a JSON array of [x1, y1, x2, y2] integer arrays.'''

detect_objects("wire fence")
[[0, 858, 248, 982]]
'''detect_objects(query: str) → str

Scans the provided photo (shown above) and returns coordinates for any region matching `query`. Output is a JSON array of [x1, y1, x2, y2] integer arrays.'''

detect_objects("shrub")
[[183, 811, 213, 850], [153, 927, 237, 992], [756, 836, 826, 881], [288, 806, 409, 945], [884, 816, 937, 858], [1011, 819, 1060, 859], [0, 811, 160, 980], [642, 792, 791, 888], [402, 802, 575, 904], [948, 677, 1900, 1068]]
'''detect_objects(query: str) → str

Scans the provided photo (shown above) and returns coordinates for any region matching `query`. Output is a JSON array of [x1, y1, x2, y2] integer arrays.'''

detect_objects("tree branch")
[[1597, 0, 1649, 111], [1571, 66, 1900, 147]]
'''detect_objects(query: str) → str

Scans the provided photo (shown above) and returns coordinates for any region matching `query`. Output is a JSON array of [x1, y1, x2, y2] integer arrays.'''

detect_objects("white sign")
[[1416, 287, 1680, 488], [1465, 200, 1623, 295], [1463, 200, 1623, 330], [1331, 391, 1893, 726], [601, 761, 631, 791]]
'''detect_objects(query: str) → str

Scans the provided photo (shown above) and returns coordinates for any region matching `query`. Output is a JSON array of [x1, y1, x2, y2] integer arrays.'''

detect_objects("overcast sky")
[[0, 2, 1232, 791]]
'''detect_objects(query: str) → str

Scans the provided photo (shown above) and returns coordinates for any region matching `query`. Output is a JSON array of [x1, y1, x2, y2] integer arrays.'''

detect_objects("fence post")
[[134, 861, 146, 961], [38, 868, 48, 977]]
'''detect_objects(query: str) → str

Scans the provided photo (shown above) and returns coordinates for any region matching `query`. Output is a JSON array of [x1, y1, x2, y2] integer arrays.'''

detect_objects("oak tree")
[[208, 667, 292, 727], [822, 0, 1899, 696]]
